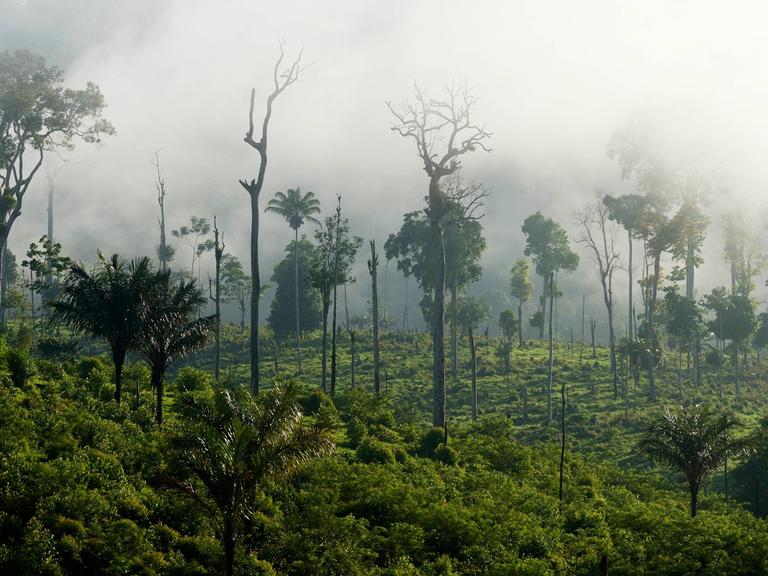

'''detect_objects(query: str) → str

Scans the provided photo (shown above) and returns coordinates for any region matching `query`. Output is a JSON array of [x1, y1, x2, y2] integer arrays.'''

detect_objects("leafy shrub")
[[357, 437, 396, 464]]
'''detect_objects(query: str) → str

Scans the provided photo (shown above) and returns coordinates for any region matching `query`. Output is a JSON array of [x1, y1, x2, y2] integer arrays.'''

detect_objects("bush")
[[7, 348, 35, 387], [419, 427, 446, 458], [434, 443, 459, 466], [356, 436, 396, 464]]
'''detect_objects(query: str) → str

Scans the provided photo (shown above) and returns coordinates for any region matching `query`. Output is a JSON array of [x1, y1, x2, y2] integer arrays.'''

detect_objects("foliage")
[[269, 238, 323, 336]]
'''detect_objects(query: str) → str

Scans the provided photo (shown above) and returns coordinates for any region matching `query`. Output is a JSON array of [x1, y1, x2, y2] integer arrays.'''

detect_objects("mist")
[[3, 0, 768, 335]]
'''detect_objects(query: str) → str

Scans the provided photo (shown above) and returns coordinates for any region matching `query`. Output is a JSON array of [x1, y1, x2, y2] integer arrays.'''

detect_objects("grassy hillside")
[[3, 325, 768, 574]]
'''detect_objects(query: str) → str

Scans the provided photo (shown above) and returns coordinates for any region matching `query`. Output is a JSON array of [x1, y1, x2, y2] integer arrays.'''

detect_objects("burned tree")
[[387, 85, 491, 428], [239, 42, 305, 394]]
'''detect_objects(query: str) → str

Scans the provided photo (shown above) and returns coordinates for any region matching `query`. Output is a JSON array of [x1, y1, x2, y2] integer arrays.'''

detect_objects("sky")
[[3, 0, 768, 334]]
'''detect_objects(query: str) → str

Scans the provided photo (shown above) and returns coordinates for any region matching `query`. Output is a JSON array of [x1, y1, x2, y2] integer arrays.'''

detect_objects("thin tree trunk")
[[152, 365, 166, 426], [431, 217, 447, 429], [580, 293, 585, 365], [0, 241, 6, 327], [113, 351, 125, 405], [249, 191, 261, 394], [690, 479, 699, 517], [539, 273, 548, 340], [370, 241, 381, 395], [518, 302, 524, 348], [628, 229, 633, 342], [330, 198, 342, 395], [470, 326, 477, 422], [451, 278, 458, 380], [559, 375, 566, 507], [350, 331, 356, 388], [734, 340, 741, 399], [294, 227, 301, 373], [647, 254, 660, 402], [321, 301, 329, 392], [547, 271, 555, 424]]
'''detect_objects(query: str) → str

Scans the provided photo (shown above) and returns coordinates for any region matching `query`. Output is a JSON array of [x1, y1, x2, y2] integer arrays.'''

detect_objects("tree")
[[152, 152, 175, 271], [702, 288, 756, 398], [310, 214, 361, 392], [268, 238, 322, 342], [368, 240, 382, 394], [21, 235, 69, 327], [454, 296, 490, 422], [639, 404, 745, 517], [209, 216, 225, 382], [577, 200, 621, 398], [221, 254, 251, 329], [172, 216, 214, 281], [0, 50, 113, 321], [50, 254, 150, 404], [168, 383, 334, 576], [135, 271, 214, 425], [603, 194, 650, 344], [266, 187, 321, 373], [723, 211, 765, 299], [509, 259, 533, 347], [387, 84, 491, 429], [522, 212, 579, 423], [239, 42, 305, 395], [662, 284, 705, 390], [497, 309, 518, 345]]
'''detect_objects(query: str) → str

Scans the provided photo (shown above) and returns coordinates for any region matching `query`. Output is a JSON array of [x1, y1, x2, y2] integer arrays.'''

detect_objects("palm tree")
[[50, 253, 151, 404], [168, 382, 334, 576], [639, 404, 746, 517], [135, 270, 214, 425], [266, 187, 321, 372]]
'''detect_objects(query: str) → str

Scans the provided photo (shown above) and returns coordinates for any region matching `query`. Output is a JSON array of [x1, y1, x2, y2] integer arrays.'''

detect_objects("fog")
[[3, 0, 768, 335]]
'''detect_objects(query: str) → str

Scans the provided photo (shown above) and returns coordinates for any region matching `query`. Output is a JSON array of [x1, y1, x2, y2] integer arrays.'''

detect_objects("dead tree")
[[153, 152, 174, 271], [388, 85, 491, 428], [578, 199, 621, 398], [209, 216, 225, 382], [330, 195, 343, 395], [239, 42, 304, 394], [368, 240, 381, 394]]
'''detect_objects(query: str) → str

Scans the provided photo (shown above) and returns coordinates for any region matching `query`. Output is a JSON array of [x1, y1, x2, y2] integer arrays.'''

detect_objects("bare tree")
[[388, 85, 491, 428], [368, 240, 381, 394], [577, 198, 621, 399], [209, 216, 225, 382], [152, 152, 174, 271], [239, 42, 305, 394]]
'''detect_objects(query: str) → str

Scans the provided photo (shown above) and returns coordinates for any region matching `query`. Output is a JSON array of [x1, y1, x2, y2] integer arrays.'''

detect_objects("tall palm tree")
[[50, 253, 151, 404], [639, 404, 746, 517], [167, 382, 334, 576], [266, 187, 321, 372], [135, 270, 214, 425]]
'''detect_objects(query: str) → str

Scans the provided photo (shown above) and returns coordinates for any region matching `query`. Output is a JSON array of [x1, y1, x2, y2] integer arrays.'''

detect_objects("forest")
[[3, 2, 768, 575]]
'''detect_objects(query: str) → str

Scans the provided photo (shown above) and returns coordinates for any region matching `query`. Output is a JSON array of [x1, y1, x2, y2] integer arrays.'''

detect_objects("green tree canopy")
[[269, 238, 323, 336]]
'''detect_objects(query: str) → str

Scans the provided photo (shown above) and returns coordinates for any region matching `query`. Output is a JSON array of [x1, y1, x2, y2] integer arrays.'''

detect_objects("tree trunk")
[[470, 326, 477, 422], [547, 271, 555, 425], [321, 301, 329, 392], [431, 217, 447, 429], [112, 349, 125, 405], [294, 228, 302, 373], [689, 479, 700, 517], [330, 199, 342, 395], [521, 384, 529, 423], [518, 302, 524, 348], [607, 298, 617, 400], [686, 235, 695, 299], [559, 376, 566, 506], [223, 517, 235, 576], [152, 364, 166, 426], [647, 254, 660, 402], [539, 273, 548, 340], [628, 230, 633, 342], [0, 240, 6, 327], [734, 340, 740, 399], [350, 331, 356, 388], [450, 278, 458, 380], [579, 293, 585, 365], [249, 191, 261, 394], [370, 241, 381, 394]]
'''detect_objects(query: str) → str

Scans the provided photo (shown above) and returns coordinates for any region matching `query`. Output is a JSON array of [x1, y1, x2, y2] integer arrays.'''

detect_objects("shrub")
[[357, 437, 396, 464]]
